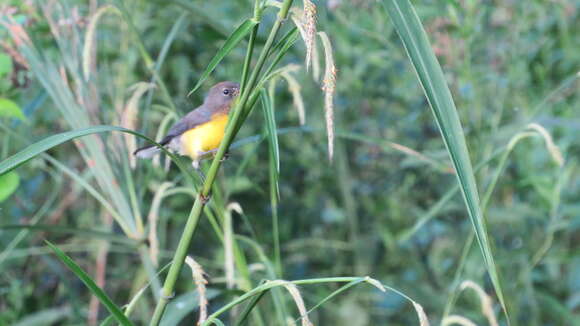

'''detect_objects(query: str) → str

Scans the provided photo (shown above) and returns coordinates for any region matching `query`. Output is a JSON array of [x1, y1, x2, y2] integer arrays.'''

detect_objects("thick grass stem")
[[149, 1, 295, 324]]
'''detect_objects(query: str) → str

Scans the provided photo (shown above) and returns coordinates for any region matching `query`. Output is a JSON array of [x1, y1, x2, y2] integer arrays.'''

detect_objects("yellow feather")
[[180, 114, 229, 160]]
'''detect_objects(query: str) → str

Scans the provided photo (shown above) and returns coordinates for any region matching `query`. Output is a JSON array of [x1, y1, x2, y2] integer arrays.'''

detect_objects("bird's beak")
[[233, 88, 240, 97]]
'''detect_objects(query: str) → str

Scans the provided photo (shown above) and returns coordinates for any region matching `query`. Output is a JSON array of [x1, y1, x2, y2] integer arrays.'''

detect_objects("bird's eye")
[[223, 89, 230, 95]]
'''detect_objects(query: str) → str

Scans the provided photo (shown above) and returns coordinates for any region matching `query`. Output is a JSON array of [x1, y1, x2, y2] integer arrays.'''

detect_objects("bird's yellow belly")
[[180, 114, 228, 160]]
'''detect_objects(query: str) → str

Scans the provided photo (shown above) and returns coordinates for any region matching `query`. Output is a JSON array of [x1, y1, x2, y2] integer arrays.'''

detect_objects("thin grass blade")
[[0, 126, 125, 175], [383, 0, 509, 322], [46, 241, 133, 326], [188, 19, 258, 96], [261, 89, 280, 174], [0, 125, 196, 188]]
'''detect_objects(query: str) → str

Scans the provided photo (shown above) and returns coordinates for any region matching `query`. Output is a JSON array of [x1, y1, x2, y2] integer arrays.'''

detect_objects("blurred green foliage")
[[0, 0, 579, 325]]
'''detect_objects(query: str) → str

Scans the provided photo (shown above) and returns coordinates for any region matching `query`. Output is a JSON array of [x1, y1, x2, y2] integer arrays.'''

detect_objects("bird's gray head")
[[205, 81, 240, 110]]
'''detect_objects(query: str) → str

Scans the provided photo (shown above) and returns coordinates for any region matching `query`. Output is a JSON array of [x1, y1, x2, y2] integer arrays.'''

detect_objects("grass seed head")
[[318, 32, 336, 161], [411, 301, 430, 326], [526, 123, 564, 167], [282, 70, 306, 125], [185, 256, 209, 325], [283, 282, 313, 326], [441, 315, 478, 326], [303, 0, 317, 72], [460, 280, 498, 326]]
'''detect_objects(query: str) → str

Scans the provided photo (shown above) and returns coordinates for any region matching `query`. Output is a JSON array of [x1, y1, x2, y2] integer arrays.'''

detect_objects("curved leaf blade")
[[383, 0, 510, 323], [0, 126, 195, 182], [0, 171, 19, 202], [46, 241, 133, 326], [0, 98, 26, 121], [0, 126, 124, 176], [188, 19, 258, 96]]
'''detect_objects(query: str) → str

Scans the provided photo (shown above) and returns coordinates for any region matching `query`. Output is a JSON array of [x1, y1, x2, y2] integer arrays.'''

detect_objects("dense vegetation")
[[1, 1, 578, 325]]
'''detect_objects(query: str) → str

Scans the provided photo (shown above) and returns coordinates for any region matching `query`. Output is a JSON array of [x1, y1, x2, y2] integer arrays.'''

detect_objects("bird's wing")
[[134, 105, 213, 156], [166, 106, 212, 139]]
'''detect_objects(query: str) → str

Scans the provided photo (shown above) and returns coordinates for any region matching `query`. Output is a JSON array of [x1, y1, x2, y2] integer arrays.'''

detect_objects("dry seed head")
[[311, 35, 321, 81], [411, 301, 430, 326], [290, 6, 319, 77], [364, 276, 386, 292], [303, 0, 317, 72], [318, 32, 336, 161], [185, 256, 209, 326], [147, 182, 173, 266], [122, 82, 154, 168], [226, 202, 244, 215], [83, 5, 121, 81], [281, 71, 306, 125], [526, 123, 564, 167], [282, 283, 313, 326], [152, 112, 178, 167], [441, 315, 478, 326], [460, 280, 498, 326], [290, 9, 309, 56]]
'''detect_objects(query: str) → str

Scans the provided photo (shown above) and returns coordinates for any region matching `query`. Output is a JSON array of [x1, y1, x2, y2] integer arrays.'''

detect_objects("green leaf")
[[0, 53, 12, 78], [187, 19, 258, 96], [383, 0, 510, 323], [0, 126, 124, 176], [0, 98, 26, 121], [46, 241, 133, 326], [233, 291, 267, 326], [0, 126, 192, 182], [260, 90, 279, 174], [261, 27, 300, 81], [266, 27, 299, 71], [0, 171, 19, 202]]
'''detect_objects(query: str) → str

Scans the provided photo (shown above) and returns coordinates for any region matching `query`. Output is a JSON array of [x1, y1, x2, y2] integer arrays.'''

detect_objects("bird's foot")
[[220, 151, 230, 162], [199, 193, 211, 204]]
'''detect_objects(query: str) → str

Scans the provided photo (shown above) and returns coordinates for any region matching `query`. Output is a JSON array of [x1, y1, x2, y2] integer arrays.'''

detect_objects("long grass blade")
[[0, 126, 125, 175], [383, 0, 509, 322], [187, 19, 259, 96], [46, 241, 133, 326], [0, 171, 19, 202], [0, 126, 195, 182], [261, 89, 280, 174]]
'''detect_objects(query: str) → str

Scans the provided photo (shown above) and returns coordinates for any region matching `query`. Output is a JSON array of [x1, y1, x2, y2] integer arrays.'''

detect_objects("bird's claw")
[[220, 152, 230, 162], [199, 193, 211, 204]]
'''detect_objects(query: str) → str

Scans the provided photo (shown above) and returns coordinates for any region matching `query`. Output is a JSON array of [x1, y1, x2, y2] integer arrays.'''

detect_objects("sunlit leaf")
[[0, 171, 19, 202], [0, 98, 26, 121], [0, 53, 12, 78]]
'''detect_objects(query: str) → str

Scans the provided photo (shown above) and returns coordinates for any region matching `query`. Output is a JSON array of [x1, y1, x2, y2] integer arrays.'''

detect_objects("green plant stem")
[[240, 3, 262, 92], [269, 149, 281, 275], [241, 27, 258, 92], [149, 2, 294, 325]]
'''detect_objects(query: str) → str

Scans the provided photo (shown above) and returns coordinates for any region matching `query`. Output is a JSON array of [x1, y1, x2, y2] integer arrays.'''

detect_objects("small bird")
[[134, 81, 240, 168]]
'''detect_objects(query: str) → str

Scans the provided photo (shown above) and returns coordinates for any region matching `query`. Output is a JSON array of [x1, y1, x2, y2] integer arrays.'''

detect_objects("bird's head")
[[205, 81, 240, 109]]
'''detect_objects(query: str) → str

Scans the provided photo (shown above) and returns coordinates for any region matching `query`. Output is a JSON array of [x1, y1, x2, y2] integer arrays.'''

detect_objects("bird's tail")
[[134, 145, 161, 159], [134, 136, 172, 159]]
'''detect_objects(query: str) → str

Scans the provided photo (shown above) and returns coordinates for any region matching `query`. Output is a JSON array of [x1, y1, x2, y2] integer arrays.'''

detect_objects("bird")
[[134, 81, 240, 169]]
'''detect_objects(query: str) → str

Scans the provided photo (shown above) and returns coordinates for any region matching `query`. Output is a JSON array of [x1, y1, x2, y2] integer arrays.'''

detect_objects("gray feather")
[[135, 146, 161, 159]]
